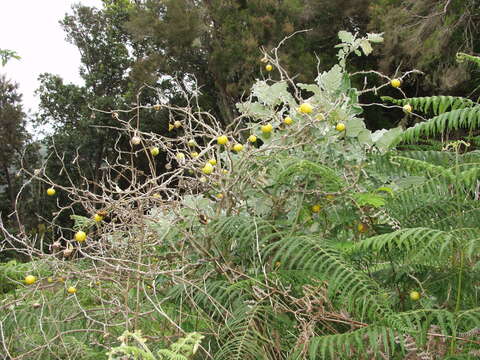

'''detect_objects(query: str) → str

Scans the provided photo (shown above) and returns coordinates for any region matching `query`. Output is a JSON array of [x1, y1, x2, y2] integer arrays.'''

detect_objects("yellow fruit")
[[199, 176, 207, 183], [153, 103, 161, 110], [261, 124, 273, 134], [326, 194, 335, 201], [403, 104, 413, 113], [67, 286, 77, 294], [336, 123, 346, 132], [75, 231, 87, 243], [190, 151, 199, 158], [316, 114, 325, 121], [176, 153, 185, 160], [174, 120, 182, 128], [311, 204, 321, 213], [390, 78, 401, 88], [216, 193, 224, 199], [248, 135, 257, 143], [47, 277, 54, 283], [222, 169, 229, 174], [409, 291, 421, 301], [150, 147, 160, 156], [265, 64, 273, 72], [131, 136, 141, 145], [217, 135, 228, 145], [357, 223, 367, 233], [232, 144, 244, 152], [93, 214, 103, 222], [152, 193, 161, 199], [208, 158, 217, 166], [202, 163, 214, 175], [58, 277, 65, 283], [24, 275, 37, 285], [299, 103, 313, 114], [188, 139, 196, 147], [46, 188, 56, 196], [283, 116, 293, 125], [168, 124, 174, 131]]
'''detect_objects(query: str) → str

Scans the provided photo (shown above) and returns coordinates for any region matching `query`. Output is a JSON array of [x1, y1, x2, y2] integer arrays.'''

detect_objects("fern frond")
[[456, 52, 480, 67], [382, 96, 476, 116], [274, 158, 345, 192], [214, 305, 270, 360], [263, 236, 391, 320], [400, 107, 480, 142]]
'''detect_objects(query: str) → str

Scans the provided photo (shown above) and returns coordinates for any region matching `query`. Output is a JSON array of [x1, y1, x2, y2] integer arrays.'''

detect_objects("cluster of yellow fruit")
[[298, 103, 346, 132]]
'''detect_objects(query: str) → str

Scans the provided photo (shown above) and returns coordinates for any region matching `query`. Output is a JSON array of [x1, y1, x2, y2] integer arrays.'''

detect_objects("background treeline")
[[1, 0, 479, 256]]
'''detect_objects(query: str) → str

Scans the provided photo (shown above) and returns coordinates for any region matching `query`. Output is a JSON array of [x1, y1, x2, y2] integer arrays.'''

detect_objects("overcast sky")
[[0, 1, 103, 115]]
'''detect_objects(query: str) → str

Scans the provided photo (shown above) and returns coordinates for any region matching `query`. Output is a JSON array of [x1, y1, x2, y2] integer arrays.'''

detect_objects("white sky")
[[0, 0, 103, 115]]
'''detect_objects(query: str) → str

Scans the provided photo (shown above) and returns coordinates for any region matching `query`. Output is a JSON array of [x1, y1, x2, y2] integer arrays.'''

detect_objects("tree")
[[0, 49, 21, 66], [125, 0, 373, 126], [0, 75, 27, 226], [369, 0, 480, 94]]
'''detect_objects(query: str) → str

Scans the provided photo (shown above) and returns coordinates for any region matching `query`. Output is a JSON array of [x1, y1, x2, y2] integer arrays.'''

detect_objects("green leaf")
[[345, 118, 367, 138], [373, 127, 403, 152], [353, 193, 386, 208], [359, 39, 373, 56]]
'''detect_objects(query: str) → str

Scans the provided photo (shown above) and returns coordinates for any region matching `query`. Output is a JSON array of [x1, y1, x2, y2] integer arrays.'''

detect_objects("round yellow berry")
[[409, 291, 421, 301], [311, 204, 321, 213], [188, 139, 196, 147], [24, 275, 37, 285], [93, 214, 103, 222], [326, 194, 335, 201], [403, 104, 413, 113], [390, 78, 401, 88], [283, 116, 293, 125], [336, 123, 346, 132], [150, 147, 160, 156], [357, 223, 368, 233], [176, 153, 185, 160], [174, 120, 182, 128], [248, 135, 257, 143], [168, 124, 174, 131], [75, 231, 87, 243], [265, 64, 273, 72], [299, 103, 313, 114], [232, 144, 244, 152], [190, 151, 199, 158], [217, 135, 228, 145], [208, 158, 217, 166], [261, 124, 273, 134], [67, 286, 77, 294], [216, 193, 224, 199], [202, 163, 214, 175], [46, 188, 56, 196], [47, 277, 54, 283]]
